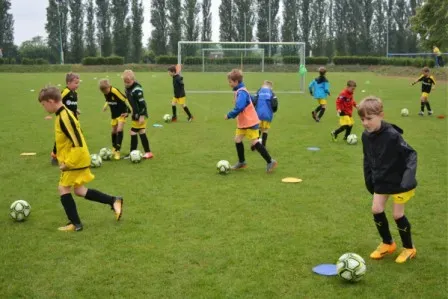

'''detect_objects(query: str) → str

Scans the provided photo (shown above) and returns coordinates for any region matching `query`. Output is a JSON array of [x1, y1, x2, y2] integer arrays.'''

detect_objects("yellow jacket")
[[55, 106, 91, 170]]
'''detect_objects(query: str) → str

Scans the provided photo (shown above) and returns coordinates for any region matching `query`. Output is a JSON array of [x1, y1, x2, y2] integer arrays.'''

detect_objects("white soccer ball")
[[10, 200, 31, 222], [129, 150, 143, 163], [401, 108, 409, 117], [216, 160, 230, 174], [346, 134, 358, 145], [99, 147, 113, 160], [90, 154, 102, 168], [163, 114, 172, 123], [336, 253, 367, 282]]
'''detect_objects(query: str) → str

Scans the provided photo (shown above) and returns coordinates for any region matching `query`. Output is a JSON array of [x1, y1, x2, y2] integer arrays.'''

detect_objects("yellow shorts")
[[59, 168, 95, 187], [317, 99, 327, 105], [260, 121, 271, 130], [111, 116, 126, 126], [172, 97, 186, 105], [339, 116, 354, 126], [235, 128, 260, 140], [378, 189, 416, 204], [131, 119, 147, 130], [421, 92, 430, 98]]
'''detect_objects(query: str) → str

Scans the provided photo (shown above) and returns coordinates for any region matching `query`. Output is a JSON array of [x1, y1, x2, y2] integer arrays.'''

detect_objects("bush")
[[82, 56, 124, 65], [156, 55, 177, 64], [22, 58, 35, 65], [0, 58, 4, 65], [184, 56, 202, 65], [142, 51, 156, 63], [307, 56, 329, 65], [105, 56, 124, 65], [333, 56, 435, 68], [35, 58, 49, 65]]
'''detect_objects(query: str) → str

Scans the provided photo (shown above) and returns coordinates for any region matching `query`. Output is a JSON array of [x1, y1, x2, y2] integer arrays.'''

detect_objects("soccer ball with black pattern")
[[10, 200, 31, 222], [90, 154, 102, 168], [99, 148, 113, 160], [216, 160, 230, 174], [336, 253, 367, 282]]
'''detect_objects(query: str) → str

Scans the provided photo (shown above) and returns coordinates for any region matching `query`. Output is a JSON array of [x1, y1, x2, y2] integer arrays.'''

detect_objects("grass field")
[[0, 71, 447, 298]]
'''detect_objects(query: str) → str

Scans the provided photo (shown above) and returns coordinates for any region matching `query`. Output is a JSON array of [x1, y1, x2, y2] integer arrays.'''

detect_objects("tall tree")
[[111, 0, 129, 57], [219, 0, 236, 41], [131, 0, 144, 62], [150, 0, 168, 55], [411, 0, 448, 49], [371, 0, 386, 54], [281, 0, 299, 55], [46, 0, 63, 63], [85, 0, 96, 57], [59, 0, 69, 61], [96, 0, 113, 56], [125, 18, 133, 62], [358, 0, 374, 54], [333, 0, 349, 55], [234, 0, 255, 43], [201, 0, 212, 41], [297, 0, 313, 53], [182, 0, 200, 57], [257, 0, 280, 56], [69, 0, 84, 63], [0, 0, 14, 57], [310, 0, 328, 56], [167, 0, 182, 54]]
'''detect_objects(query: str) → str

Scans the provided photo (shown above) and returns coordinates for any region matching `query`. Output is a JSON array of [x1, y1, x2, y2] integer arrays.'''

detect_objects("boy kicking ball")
[[359, 96, 417, 263], [38, 86, 123, 232]]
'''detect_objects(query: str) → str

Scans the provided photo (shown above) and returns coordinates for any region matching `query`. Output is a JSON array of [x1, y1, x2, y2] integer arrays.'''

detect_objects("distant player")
[[225, 69, 277, 173], [309, 66, 330, 122], [433, 45, 444, 67], [50, 72, 81, 165], [411, 67, 436, 116], [331, 80, 357, 141], [250, 80, 278, 151], [122, 70, 153, 159], [38, 86, 123, 232], [358, 96, 417, 263], [99, 79, 132, 160], [167, 65, 193, 122]]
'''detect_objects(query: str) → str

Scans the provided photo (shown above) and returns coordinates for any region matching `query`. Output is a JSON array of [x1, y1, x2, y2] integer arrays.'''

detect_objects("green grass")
[[0, 71, 446, 298]]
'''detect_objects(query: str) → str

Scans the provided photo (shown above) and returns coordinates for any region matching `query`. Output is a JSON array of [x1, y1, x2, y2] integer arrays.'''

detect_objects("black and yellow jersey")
[[125, 82, 148, 120], [55, 106, 90, 170], [415, 75, 436, 93], [103, 86, 132, 119], [61, 87, 78, 117], [172, 74, 186, 98]]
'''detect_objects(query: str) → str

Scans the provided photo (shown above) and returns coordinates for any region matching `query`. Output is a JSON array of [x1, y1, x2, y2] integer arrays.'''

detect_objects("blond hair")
[[122, 69, 135, 81], [38, 86, 62, 102], [66, 72, 80, 84], [357, 96, 383, 117], [99, 79, 110, 89], [263, 80, 273, 88], [227, 69, 243, 83]]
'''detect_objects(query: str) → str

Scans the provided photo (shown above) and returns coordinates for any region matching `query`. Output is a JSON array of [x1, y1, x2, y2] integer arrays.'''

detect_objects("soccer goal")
[[178, 41, 306, 93]]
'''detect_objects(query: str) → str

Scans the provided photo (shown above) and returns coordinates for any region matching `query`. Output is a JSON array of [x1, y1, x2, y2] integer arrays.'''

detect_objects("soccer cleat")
[[143, 152, 154, 159], [231, 162, 247, 170], [113, 151, 120, 160], [58, 223, 83, 232], [395, 247, 417, 264], [112, 197, 123, 221], [188, 116, 194, 122], [330, 131, 337, 142], [418, 111, 424, 116], [428, 110, 433, 116], [266, 159, 278, 173], [370, 242, 397, 259], [311, 111, 317, 120], [171, 116, 177, 122], [315, 117, 320, 123]]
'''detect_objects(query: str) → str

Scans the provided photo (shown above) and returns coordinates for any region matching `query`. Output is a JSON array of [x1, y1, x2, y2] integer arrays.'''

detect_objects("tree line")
[[0, 0, 446, 64]]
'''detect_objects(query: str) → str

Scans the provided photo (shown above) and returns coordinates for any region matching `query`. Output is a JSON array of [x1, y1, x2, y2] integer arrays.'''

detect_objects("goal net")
[[178, 41, 306, 93]]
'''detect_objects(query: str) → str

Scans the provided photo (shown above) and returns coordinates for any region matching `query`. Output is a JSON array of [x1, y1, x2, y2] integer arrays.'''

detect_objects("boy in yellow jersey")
[[433, 45, 444, 67], [99, 79, 132, 160], [38, 86, 123, 232], [358, 96, 417, 263], [50, 72, 81, 165], [411, 67, 436, 116], [122, 70, 153, 159], [167, 65, 194, 122]]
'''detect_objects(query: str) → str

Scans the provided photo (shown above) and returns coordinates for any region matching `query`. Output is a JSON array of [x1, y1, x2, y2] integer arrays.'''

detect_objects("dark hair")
[[167, 65, 176, 73], [66, 72, 80, 84], [347, 80, 357, 87], [38, 86, 61, 102], [318, 66, 326, 76], [422, 66, 430, 73], [227, 69, 243, 83]]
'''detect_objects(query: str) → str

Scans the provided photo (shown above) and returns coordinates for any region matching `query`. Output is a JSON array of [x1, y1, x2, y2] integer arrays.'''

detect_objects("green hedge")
[[82, 56, 125, 65], [156, 55, 178, 64], [333, 56, 435, 67], [181, 56, 323, 65]]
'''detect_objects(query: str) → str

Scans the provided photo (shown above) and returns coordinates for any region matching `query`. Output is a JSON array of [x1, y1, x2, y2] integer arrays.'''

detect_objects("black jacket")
[[172, 74, 186, 98], [125, 82, 148, 120], [362, 121, 417, 195]]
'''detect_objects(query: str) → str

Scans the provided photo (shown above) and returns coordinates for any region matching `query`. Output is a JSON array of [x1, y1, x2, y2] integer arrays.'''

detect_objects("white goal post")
[[178, 41, 307, 93]]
